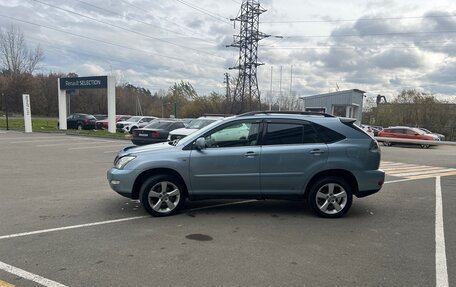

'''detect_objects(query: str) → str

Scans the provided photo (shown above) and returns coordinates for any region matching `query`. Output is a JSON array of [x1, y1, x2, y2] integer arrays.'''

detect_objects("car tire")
[[307, 176, 353, 218], [140, 175, 185, 217], [420, 144, 430, 149], [129, 126, 137, 134], [382, 141, 392, 146]]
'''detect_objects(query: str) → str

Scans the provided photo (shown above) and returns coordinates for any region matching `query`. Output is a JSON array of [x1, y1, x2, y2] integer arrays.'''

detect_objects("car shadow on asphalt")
[[107, 198, 373, 219]]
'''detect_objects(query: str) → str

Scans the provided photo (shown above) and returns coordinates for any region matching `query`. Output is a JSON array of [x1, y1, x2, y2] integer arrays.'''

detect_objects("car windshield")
[[125, 116, 142, 122], [118, 116, 131, 121], [420, 128, 431, 133], [412, 128, 425, 135], [187, 119, 217, 129]]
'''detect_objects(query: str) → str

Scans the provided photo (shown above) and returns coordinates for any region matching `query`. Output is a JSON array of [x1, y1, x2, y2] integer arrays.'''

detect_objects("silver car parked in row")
[[107, 112, 385, 218]]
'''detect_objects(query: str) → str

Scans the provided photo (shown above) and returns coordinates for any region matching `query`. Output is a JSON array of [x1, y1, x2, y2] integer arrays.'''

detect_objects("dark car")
[[66, 113, 97, 130], [131, 120, 186, 145]]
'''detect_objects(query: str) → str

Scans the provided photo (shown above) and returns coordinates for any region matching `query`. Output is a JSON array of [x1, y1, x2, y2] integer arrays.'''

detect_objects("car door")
[[188, 119, 261, 196], [260, 120, 328, 196], [66, 114, 75, 128]]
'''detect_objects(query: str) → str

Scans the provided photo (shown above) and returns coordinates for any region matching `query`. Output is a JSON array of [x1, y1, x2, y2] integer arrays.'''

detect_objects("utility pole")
[[269, 67, 273, 111], [279, 66, 282, 111], [224, 73, 231, 101], [289, 65, 293, 111], [228, 0, 270, 114], [3, 93, 9, 130]]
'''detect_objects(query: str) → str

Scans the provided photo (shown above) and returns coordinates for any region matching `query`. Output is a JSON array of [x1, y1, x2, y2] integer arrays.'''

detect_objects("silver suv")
[[107, 112, 385, 218]]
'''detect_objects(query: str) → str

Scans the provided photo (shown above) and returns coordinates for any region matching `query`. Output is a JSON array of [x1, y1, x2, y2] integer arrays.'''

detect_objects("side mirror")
[[195, 137, 206, 150]]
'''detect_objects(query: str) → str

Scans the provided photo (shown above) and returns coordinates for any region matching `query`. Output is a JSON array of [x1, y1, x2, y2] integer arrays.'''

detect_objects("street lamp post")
[[2, 93, 9, 130]]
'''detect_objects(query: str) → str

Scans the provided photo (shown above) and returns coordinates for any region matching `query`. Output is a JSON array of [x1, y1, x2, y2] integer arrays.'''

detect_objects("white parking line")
[[0, 216, 149, 240], [68, 144, 127, 150], [0, 136, 66, 141], [37, 140, 118, 147], [0, 261, 68, 287], [383, 178, 422, 184], [392, 168, 455, 178], [435, 176, 449, 287], [9, 139, 80, 144], [186, 200, 258, 212]]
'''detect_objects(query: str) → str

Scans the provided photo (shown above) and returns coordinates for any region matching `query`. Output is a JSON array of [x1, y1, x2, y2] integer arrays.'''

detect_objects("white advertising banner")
[[22, 94, 32, 133]]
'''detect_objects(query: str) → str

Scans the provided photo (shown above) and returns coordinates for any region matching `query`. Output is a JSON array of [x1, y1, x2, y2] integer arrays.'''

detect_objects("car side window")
[[204, 121, 259, 148], [311, 123, 345, 143], [263, 123, 303, 145]]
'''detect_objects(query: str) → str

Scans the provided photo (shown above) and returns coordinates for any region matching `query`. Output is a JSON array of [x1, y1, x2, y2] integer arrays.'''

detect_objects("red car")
[[378, 126, 439, 149], [96, 115, 132, 130]]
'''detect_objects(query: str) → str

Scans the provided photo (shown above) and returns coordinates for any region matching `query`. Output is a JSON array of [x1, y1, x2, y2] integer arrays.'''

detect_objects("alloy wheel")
[[315, 183, 348, 215], [147, 181, 181, 214]]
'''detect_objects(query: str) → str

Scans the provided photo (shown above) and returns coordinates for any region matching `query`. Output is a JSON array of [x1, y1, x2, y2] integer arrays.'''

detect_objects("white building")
[[300, 89, 365, 124]]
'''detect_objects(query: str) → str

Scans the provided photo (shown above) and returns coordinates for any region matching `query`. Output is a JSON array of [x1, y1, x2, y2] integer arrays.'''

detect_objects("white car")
[[116, 116, 157, 133], [360, 124, 374, 137], [167, 116, 224, 141]]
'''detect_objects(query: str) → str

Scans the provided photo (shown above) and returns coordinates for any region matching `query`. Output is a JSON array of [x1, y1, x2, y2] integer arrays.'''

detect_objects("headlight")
[[115, 155, 136, 169]]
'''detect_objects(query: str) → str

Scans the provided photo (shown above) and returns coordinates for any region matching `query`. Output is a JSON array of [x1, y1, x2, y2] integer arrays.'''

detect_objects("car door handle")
[[310, 149, 325, 155], [244, 151, 257, 158]]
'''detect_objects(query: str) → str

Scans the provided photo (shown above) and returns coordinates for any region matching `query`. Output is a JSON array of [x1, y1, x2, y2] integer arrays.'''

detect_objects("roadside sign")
[[59, 76, 108, 90]]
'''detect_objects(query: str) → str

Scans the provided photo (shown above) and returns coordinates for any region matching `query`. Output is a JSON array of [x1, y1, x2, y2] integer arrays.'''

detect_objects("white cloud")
[[0, 0, 455, 98]]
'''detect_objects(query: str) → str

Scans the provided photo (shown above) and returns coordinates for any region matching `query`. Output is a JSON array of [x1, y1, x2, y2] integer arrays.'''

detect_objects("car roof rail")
[[237, 111, 335, 117], [201, 113, 232, 117]]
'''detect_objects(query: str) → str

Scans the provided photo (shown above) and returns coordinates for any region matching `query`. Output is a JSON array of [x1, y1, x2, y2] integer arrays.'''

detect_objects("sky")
[[0, 0, 456, 104]]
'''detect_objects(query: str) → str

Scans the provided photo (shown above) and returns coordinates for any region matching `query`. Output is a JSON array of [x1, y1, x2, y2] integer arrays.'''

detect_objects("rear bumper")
[[131, 138, 166, 145], [352, 169, 385, 198]]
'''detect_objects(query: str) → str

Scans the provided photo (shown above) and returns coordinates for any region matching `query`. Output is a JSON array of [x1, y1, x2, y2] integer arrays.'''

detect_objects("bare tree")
[[0, 25, 44, 74]]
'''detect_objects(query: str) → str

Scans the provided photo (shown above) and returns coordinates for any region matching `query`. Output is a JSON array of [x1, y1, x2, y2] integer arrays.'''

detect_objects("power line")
[[75, 0, 217, 45], [174, 0, 231, 24], [260, 44, 456, 50], [284, 30, 456, 39], [118, 0, 215, 41], [262, 14, 456, 24], [0, 13, 225, 69], [31, 0, 223, 59]]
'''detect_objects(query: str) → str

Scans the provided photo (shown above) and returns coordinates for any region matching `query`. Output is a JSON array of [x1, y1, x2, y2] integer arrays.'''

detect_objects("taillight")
[[369, 139, 380, 152], [151, 132, 160, 138]]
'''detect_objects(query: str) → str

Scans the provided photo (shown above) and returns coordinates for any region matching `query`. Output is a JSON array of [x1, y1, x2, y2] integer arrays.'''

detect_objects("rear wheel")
[[140, 175, 185, 217], [420, 144, 430, 149], [307, 176, 353, 218]]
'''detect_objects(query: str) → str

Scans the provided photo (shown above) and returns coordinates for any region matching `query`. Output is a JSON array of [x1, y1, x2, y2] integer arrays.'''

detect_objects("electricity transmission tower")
[[228, 0, 269, 114]]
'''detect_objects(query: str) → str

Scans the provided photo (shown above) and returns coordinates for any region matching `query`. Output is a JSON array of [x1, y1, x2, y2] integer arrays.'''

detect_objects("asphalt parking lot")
[[0, 131, 455, 287]]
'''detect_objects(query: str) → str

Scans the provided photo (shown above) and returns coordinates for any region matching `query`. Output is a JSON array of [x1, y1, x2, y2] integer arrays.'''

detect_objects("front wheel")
[[140, 175, 185, 217], [307, 176, 353, 218]]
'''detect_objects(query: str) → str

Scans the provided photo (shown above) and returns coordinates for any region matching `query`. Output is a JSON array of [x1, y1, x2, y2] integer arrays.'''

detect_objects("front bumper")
[[107, 167, 141, 198]]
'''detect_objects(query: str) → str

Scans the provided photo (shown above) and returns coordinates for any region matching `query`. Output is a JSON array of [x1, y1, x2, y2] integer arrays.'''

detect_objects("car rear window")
[[311, 123, 345, 143], [145, 121, 174, 129]]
